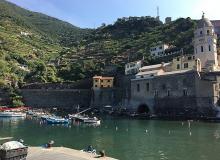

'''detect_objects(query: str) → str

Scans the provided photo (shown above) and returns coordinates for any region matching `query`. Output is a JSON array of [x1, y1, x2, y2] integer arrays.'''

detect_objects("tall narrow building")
[[194, 13, 218, 71]]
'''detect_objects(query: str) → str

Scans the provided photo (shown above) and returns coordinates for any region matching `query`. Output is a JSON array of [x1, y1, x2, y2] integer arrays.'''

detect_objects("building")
[[93, 76, 114, 89], [125, 60, 142, 75], [171, 55, 201, 72], [150, 43, 183, 59], [193, 13, 218, 71], [165, 17, 172, 24], [150, 44, 169, 58], [129, 14, 220, 118]]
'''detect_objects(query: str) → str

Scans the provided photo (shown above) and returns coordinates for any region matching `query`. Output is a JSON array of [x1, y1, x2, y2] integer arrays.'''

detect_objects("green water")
[[0, 117, 220, 160]]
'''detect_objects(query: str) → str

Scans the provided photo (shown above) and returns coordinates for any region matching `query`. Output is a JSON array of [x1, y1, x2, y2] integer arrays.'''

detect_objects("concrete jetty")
[[27, 147, 117, 160]]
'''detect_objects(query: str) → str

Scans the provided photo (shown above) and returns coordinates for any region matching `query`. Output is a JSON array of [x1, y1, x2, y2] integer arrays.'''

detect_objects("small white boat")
[[83, 117, 101, 125], [0, 111, 26, 117]]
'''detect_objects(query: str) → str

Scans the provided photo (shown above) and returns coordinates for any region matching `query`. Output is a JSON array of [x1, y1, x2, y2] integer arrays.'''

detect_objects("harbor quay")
[[27, 147, 117, 160]]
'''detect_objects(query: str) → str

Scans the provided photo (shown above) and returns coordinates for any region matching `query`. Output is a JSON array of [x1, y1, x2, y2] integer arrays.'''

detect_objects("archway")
[[137, 104, 150, 114]]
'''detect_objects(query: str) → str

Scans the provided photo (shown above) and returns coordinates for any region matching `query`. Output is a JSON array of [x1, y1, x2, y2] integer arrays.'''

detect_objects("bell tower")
[[194, 13, 218, 71]]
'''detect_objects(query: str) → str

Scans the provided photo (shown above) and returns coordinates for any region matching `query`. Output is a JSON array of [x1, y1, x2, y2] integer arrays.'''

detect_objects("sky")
[[7, 0, 220, 28]]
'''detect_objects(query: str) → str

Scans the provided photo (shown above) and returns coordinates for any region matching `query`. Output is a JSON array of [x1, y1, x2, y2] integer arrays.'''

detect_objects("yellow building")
[[93, 76, 114, 89], [172, 55, 201, 72]]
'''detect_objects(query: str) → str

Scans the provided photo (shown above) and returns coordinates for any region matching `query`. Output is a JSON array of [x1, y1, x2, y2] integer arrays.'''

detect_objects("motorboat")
[[46, 117, 69, 124], [83, 117, 101, 125], [0, 111, 26, 117], [69, 114, 89, 122]]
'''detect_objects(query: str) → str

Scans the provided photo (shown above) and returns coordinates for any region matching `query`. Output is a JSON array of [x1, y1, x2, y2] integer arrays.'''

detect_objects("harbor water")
[[0, 117, 220, 160]]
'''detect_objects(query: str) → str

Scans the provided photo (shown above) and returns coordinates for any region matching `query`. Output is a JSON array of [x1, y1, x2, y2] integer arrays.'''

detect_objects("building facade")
[[93, 76, 114, 89], [129, 14, 220, 118], [125, 60, 142, 75], [193, 13, 218, 70]]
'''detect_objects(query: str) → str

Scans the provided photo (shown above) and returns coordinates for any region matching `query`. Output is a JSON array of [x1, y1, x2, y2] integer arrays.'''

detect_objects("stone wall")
[[20, 89, 91, 108], [130, 70, 219, 117]]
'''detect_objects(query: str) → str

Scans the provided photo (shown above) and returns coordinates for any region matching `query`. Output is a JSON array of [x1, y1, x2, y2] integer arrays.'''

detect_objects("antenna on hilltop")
[[156, 6, 160, 21]]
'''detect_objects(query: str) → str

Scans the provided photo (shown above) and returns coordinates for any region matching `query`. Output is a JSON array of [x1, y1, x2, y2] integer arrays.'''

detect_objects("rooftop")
[[139, 63, 170, 71], [197, 13, 213, 28]]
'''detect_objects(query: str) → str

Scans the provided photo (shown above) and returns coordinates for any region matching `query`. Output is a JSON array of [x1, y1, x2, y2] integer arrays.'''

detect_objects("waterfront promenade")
[[27, 147, 117, 160]]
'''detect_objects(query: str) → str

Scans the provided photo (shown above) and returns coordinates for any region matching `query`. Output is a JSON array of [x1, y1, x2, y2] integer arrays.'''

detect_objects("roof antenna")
[[156, 6, 160, 20]]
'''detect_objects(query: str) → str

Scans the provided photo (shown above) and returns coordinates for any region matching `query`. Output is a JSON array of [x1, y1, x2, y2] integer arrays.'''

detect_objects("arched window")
[[207, 30, 210, 35], [201, 46, 204, 52]]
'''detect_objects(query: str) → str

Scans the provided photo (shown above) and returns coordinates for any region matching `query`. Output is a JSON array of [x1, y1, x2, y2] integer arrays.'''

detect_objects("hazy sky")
[[7, 0, 220, 28]]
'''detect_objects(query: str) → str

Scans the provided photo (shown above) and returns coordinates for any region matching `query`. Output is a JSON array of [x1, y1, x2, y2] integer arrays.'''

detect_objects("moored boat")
[[83, 117, 101, 125], [46, 117, 69, 124], [0, 111, 26, 117]]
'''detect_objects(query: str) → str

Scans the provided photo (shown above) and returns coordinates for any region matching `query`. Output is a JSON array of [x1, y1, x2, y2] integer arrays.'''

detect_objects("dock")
[[27, 147, 117, 160]]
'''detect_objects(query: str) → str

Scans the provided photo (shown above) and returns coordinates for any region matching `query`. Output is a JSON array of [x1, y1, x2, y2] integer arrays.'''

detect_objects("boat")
[[46, 117, 69, 124], [83, 117, 101, 125], [0, 111, 26, 117]]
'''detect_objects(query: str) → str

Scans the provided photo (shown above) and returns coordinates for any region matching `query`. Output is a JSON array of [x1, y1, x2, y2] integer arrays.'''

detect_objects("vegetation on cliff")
[[1, 0, 219, 86]]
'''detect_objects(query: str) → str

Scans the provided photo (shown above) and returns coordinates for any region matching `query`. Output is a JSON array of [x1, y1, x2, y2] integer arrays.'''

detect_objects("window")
[[183, 89, 188, 96], [95, 85, 97, 87], [154, 90, 158, 97], [177, 64, 180, 69], [177, 58, 180, 61], [188, 56, 192, 60], [95, 80, 98, 82], [159, 46, 162, 49], [101, 80, 103, 83], [200, 31, 203, 35], [108, 85, 110, 87], [207, 30, 210, 35], [101, 85, 103, 88], [201, 46, 204, 52], [209, 45, 211, 51], [146, 83, 149, 92], [137, 84, 140, 92], [167, 89, 171, 96], [107, 80, 110, 82], [193, 56, 195, 59], [184, 63, 188, 68]]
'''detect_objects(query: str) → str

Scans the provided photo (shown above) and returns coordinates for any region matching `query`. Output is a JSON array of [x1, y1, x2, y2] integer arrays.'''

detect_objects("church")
[[129, 14, 220, 118]]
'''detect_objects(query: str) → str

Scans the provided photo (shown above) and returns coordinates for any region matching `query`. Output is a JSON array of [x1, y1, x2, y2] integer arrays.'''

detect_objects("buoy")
[[145, 129, 148, 133], [116, 126, 118, 131]]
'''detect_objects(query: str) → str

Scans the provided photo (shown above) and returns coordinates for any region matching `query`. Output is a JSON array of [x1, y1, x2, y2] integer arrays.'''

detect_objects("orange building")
[[93, 76, 114, 89]]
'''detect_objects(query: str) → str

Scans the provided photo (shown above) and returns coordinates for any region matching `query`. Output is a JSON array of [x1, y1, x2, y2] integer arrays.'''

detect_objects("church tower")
[[194, 13, 218, 71]]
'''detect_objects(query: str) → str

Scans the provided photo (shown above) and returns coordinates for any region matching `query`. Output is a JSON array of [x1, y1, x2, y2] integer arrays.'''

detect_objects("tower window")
[[209, 45, 211, 51], [207, 30, 210, 35], [201, 46, 204, 52]]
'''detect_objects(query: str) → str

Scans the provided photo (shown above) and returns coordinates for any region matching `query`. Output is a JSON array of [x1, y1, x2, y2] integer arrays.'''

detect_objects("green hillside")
[[57, 17, 197, 80], [1, 0, 219, 86], [0, 0, 90, 86]]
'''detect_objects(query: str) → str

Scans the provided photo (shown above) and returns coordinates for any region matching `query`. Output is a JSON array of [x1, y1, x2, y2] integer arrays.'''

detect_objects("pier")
[[27, 147, 117, 160]]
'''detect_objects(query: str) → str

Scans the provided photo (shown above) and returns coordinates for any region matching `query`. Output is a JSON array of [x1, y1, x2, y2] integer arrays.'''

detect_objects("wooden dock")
[[27, 147, 117, 160]]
